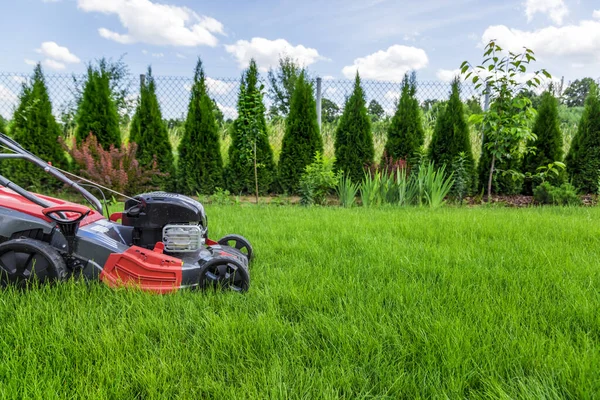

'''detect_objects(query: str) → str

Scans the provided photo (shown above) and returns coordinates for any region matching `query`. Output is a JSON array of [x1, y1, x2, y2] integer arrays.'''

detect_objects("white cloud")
[[36, 42, 80, 64], [12, 76, 26, 84], [436, 69, 462, 82], [24, 59, 37, 66], [0, 85, 18, 119], [152, 53, 164, 58], [594, 10, 600, 19], [384, 91, 400, 101], [42, 0, 61, 2], [0, 85, 18, 102], [206, 77, 236, 95], [176, 53, 187, 59], [216, 101, 237, 119], [403, 31, 420, 42], [225, 37, 322, 71], [524, 0, 568, 25], [482, 20, 600, 63], [77, 0, 224, 47], [322, 75, 335, 80], [142, 49, 148, 55], [43, 59, 66, 70], [341, 45, 428, 82], [323, 87, 338, 96]]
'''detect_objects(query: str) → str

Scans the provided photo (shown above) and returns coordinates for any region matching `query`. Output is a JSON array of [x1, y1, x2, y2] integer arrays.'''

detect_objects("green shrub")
[[333, 72, 374, 183], [75, 62, 121, 149], [522, 91, 564, 194], [0, 115, 7, 134], [6, 63, 68, 191], [533, 181, 581, 206], [382, 72, 424, 166], [428, 78, 475, 192], [177, 58, 224, 195], [129, 67, 175, 191], [336, 174, 359, 207], [299, 152, 339, 206], [278, 72, 323, 193], [451, 152, 472, 204], [565, 84, 600, 194], [359, 162, 453, 208], [226, 60, 276, 195]]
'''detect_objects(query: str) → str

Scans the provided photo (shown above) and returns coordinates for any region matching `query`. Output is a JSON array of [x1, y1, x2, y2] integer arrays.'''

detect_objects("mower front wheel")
[[217, 234, 253, 261], [0, 239, 68, 288], [198, 256, 249, 292]]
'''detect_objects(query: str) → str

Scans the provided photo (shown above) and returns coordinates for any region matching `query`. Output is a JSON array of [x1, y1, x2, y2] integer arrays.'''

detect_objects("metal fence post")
[[483, 83, 490, 112], [140, 74, 146, 88], [316, 77, 322, 131]]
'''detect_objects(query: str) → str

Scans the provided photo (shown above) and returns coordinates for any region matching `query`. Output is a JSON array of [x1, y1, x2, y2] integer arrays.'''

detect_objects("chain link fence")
[[0, 71, 559, 122]]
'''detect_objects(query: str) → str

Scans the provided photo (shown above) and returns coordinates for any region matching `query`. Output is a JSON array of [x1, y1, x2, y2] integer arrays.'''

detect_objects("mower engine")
[[121, 192, 208, 254]]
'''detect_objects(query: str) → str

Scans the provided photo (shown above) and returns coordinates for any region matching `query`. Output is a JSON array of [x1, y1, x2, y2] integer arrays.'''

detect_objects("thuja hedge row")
[[4, 61, 595, 197]]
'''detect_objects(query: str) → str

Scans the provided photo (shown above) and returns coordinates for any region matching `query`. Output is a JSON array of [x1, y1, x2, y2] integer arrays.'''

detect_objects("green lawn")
[[1, 206, 599, 399]]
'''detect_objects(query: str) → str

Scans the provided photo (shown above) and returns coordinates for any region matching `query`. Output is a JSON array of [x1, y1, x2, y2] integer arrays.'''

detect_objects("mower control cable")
[[51, 166, 141, 204]]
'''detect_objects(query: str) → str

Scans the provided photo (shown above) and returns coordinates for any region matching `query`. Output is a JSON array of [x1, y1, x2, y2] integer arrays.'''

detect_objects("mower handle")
[[43, 205, 91, 224], [0, 134, 103, 214]]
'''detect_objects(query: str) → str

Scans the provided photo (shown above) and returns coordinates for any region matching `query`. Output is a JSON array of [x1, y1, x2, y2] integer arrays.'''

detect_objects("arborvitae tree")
[[177, 58, 224, 195], [382, 72, 424, 165], [7, 64, 68, 190], [428, 78, 475, 190], [522, 91, 564, 193], [129, 67, 175, 190], [226, 60, 276, 194], [333, 72, 373, 183], [278, 72, 323, 193], [565, 84, 600, 193], [75, 64, 121, 149]]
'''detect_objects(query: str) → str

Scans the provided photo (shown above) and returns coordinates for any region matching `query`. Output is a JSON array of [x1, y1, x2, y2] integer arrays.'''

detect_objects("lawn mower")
[[0, 133, 253, 293]]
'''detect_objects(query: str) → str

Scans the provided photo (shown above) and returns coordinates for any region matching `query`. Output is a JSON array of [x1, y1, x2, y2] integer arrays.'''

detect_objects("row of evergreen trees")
[[2, 60, 599, 197], [333, 72, 475, 192]]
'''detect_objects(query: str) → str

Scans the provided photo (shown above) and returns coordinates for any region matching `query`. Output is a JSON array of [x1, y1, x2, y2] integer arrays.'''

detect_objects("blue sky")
[[1, 0, 600, 82]]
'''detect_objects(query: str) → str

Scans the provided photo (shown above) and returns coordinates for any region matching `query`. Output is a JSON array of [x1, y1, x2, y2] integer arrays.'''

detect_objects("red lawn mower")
[[0, 133, 252, 293]]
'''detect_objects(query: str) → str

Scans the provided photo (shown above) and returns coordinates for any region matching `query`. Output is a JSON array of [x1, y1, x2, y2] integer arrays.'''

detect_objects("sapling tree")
[[461, 40, 551, 201]]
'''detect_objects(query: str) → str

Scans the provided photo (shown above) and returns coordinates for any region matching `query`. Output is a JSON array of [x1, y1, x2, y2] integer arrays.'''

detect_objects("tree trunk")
[[486, 154, 496, 203]]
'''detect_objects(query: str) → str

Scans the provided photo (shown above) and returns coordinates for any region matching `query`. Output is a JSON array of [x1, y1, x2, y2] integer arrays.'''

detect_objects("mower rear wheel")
[[0, 239, 67, 288], [199, 256, 249, 292], [217, 234, 253, 261]]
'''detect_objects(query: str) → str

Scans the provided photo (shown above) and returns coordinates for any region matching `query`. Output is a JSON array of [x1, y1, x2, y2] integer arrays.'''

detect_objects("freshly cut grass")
[[1, 206, 599, 398]]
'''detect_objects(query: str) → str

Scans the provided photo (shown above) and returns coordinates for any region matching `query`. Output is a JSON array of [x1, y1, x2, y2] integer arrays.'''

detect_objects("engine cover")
[[121, 192, 208, 251]]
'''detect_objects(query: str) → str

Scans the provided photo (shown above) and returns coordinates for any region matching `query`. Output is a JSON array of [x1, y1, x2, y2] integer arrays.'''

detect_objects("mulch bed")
[[464, 195, 597, 207]]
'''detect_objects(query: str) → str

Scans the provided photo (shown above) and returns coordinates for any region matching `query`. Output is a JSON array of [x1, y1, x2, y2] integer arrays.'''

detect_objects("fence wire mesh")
[[0, 71, 534, 122]]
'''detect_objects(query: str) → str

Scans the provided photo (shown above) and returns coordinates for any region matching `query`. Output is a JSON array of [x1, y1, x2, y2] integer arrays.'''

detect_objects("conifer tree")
[[226, 60, 276, 194], [522, 91, 564, 193], [129, 67, 175, 190], [75, 63, 121, 149], [278, 71, 323, 193], [382, 72, 424, 165], [177, 58, 224, 194], [333, 72, 373, 183], [565, 83, 600, 193], [7, 63, 68, 190], [428, 78, 475, 190]]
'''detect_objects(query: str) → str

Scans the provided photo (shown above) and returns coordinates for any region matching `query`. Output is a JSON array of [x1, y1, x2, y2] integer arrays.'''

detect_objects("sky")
[[0, 0, 599, 83]]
